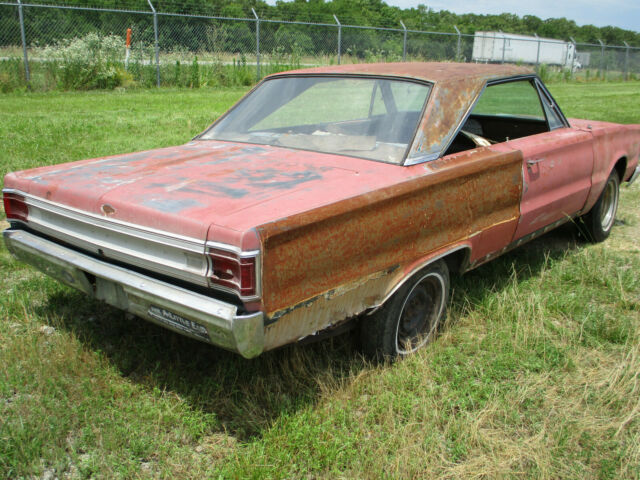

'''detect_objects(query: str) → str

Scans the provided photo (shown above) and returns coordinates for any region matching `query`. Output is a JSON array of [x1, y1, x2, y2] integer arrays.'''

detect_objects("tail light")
[[3, 192, 29, 222], [207, 246, 259, 298]]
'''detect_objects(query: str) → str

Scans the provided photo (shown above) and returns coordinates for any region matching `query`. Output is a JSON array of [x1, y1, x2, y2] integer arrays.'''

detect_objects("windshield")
[[200, 76, 431, 164]]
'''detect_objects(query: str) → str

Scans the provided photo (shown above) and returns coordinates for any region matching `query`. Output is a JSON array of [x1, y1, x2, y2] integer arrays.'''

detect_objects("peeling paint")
[[257, 147, 523, 316], [141, 197, 204, 214]]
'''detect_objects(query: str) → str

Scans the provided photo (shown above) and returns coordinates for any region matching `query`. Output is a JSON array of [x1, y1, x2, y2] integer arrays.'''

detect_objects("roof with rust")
[[269, 63, 535, 161], [269, 62, 533, 85]]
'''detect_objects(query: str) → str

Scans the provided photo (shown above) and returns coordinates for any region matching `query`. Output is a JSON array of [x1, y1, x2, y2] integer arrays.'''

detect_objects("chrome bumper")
[[628, 164, 640, 185], [3, 229, 264, 358]]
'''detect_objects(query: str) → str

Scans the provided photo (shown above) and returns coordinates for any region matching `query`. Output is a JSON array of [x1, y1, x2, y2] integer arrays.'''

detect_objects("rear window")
[[201, 76, 431, 164]]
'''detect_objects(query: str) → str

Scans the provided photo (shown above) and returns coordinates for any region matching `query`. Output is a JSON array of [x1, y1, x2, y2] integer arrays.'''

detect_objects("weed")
[[40, 33, 126, 90], [190, 56, 200, 88]]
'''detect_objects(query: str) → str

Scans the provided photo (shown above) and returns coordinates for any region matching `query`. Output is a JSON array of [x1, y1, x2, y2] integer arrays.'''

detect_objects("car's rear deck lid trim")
[[4, 189, 210, 287]]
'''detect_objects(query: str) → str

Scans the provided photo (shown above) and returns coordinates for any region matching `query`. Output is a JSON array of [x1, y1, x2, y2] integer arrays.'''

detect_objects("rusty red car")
[[3, 63, 640, 359]]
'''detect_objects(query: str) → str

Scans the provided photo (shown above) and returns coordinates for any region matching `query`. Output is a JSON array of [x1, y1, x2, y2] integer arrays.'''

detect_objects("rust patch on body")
[[257, 147, 523, 316], [263, 268, 403, 351], [100, 204, 116, 216], [276, 62, 532, 85]]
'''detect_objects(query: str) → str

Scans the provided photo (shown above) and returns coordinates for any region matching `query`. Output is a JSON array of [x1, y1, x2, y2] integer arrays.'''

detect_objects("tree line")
[[1, 0, 638, 52], [32, 0, 640, 45]]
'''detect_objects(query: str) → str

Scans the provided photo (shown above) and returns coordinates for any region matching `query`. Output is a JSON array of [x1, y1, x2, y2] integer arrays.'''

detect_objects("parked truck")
[[472, 31, 578, 68]]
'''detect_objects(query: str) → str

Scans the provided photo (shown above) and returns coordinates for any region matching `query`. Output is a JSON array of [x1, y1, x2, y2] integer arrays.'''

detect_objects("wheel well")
[[371, 247, 470, 314], [614, 157, 627, 182], [442, 247, 471, 274]]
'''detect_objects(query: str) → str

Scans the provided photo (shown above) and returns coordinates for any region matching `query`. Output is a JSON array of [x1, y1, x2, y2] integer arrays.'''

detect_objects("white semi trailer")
[[472, 31, 578, 68]]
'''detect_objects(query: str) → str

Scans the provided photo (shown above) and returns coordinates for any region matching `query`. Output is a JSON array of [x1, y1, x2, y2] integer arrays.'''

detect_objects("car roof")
[[267, 62, 535, 163], [269, 62, 532, 86]]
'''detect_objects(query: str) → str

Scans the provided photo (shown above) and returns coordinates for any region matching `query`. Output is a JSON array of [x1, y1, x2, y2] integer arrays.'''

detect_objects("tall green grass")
[[0, 83, 639, 478]]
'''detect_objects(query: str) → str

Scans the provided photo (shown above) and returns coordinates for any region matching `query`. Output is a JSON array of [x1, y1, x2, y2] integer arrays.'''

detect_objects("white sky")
[[384, 0, 640, 32]]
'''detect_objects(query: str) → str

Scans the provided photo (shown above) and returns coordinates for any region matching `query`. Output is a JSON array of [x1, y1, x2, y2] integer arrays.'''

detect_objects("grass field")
[[1, 82, 639, 479]]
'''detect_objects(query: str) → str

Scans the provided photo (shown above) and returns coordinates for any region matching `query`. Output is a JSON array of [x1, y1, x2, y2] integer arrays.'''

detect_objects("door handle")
[[527, 158, 545, 166]]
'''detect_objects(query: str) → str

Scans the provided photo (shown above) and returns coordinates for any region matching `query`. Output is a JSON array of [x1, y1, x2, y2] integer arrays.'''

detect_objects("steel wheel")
[[359, 260, 449, 361], [580, 170, 619, 243], [599, 176, 618, 233], [395, 271, 446, 355]]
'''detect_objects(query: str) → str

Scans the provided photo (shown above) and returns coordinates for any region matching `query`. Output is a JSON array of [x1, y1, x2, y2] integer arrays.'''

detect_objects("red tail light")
[[3, 192, 29, 222], [207, 247, 258, 298]]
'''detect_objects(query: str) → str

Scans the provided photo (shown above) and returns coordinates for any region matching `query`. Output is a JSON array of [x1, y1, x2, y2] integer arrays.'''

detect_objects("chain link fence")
[[1, 1, 639, 90]]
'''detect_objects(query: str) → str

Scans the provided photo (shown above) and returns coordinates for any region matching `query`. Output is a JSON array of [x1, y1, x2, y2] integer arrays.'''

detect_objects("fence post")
[[454, 25, 461, 61], [623, 41, 630, 81], [252, 8, 260, 80], [598, 39, 605, 78], [569, 37, 577, 78], [147, 0, 160, 87], [16, 0, 30, 85], [534, 33, 540, 66], [501, 36, 506, 64], [333, 15, 341, 65], [400, 20, 408, 61]]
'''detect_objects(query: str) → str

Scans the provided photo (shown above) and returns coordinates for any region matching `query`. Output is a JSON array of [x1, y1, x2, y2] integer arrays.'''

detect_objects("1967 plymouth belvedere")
[[3, 63, 640, 359]]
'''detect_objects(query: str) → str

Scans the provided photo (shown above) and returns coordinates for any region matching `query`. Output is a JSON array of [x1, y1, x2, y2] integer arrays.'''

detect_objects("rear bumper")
[[3, 229, 264, 358]]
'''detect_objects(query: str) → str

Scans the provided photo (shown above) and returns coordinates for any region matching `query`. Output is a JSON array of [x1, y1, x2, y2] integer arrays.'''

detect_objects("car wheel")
[[580, 170, 620, 242], [360, 260, 449, 361]]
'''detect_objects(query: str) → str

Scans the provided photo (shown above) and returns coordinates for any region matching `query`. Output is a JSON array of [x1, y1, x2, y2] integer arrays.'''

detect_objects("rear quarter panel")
[[256, 147, 523, 350]]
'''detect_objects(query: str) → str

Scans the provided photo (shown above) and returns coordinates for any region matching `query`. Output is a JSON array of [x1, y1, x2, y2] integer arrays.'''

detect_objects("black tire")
[[359, 260, 449, 361], [580, 171, 620, 243]]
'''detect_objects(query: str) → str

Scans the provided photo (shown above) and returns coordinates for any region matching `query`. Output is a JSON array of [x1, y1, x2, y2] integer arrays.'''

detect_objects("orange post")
[[125, 28, 132, 69]]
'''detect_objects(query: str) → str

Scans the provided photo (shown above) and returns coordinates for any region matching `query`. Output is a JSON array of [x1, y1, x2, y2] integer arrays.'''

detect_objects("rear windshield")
[[200, 76, 431, 164]]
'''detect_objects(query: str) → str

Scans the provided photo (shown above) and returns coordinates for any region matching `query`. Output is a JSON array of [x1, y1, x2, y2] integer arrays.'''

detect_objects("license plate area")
[[147, 305, 211, 341]]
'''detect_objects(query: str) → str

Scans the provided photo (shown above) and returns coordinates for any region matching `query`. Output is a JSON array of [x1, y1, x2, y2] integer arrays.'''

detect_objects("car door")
[[469, 78, 594, 241], [510, 129, 594, 240]]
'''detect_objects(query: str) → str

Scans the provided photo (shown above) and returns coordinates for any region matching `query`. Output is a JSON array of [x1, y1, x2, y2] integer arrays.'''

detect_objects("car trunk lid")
[[4, 140, 406, 240]]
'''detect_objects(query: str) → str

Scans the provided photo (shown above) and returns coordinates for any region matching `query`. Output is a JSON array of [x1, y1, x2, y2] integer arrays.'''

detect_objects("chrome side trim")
[[403, 152, 440, 166], [467, 215, 575, 270], [367, 245, 470, 314], [3, 229, 264, 358], [3, 188, 203, 247], [206, 241, 260, 258], [4, 188, 209, 287]]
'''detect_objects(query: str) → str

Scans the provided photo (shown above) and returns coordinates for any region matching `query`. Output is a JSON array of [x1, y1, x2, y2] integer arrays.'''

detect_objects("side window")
[[472, 80, 545, 120], [446, 79, 554, 156], [466, 79, 550, 144], [536, 83, 566, 130]]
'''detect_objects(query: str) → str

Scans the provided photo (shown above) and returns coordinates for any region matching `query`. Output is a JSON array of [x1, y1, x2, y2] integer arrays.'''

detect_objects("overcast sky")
[[383, 0, 639, 32]]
